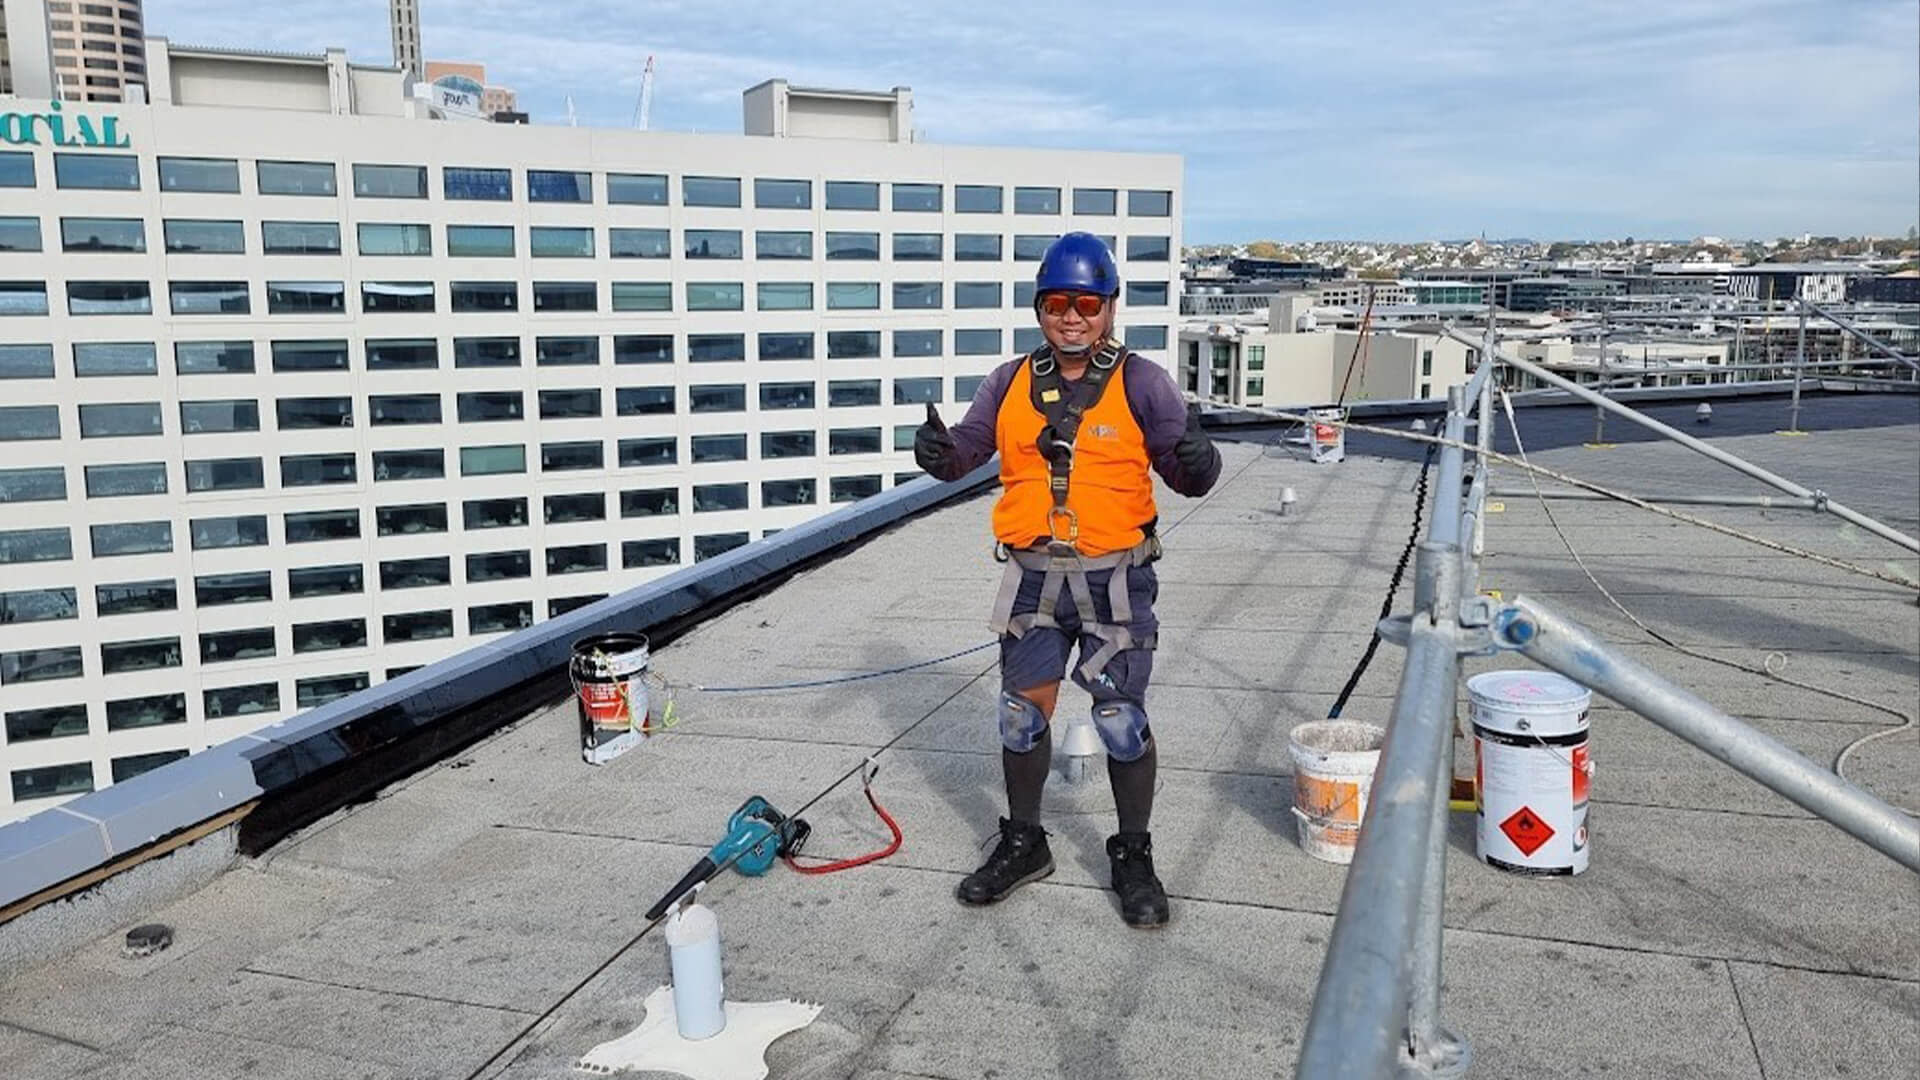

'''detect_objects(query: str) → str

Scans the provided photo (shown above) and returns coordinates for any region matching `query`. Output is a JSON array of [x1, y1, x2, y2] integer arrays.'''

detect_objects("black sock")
[[1003, 725, 1052, 824], [1108, 740, 1157, 834]]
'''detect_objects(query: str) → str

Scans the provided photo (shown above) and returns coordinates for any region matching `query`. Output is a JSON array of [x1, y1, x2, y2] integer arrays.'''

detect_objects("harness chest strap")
[[1028, 339, 1126, 551]]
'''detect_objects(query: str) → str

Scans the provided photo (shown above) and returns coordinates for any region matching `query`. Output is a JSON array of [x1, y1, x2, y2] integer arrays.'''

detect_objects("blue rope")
[[692, 641, 997, 694]]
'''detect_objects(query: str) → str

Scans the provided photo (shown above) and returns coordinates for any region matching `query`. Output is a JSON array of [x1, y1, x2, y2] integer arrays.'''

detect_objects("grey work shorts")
[[998, 561, 1158, 703]]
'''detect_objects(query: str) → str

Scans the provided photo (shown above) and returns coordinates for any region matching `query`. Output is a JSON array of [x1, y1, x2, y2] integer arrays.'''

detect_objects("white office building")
[[0, 42, 1182, 820]]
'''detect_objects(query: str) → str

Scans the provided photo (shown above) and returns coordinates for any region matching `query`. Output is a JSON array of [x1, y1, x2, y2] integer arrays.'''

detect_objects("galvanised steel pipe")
[[1486, 488, 1822, 510], [1499, 594, 1920, 873]]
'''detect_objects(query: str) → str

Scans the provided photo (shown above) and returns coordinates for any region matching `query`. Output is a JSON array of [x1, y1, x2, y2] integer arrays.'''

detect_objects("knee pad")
[[998, 691, 1049, 753], [1091, 701, 1152, 762]]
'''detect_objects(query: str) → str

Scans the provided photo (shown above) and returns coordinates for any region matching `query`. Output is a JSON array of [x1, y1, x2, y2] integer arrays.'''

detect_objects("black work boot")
[[1106, 831, 1170, 928], [956, 817, 1054, 905]]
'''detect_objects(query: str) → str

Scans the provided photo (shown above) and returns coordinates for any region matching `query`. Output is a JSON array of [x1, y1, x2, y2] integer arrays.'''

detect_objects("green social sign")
[[0, 100, 130, 148]]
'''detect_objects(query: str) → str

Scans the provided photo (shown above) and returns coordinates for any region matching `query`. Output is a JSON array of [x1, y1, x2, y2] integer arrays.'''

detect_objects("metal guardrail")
[[1295, 340, 1920, 1078]]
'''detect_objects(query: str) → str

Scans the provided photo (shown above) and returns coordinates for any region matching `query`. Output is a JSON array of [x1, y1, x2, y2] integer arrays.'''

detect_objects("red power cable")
[[781, 769, 902, 875]]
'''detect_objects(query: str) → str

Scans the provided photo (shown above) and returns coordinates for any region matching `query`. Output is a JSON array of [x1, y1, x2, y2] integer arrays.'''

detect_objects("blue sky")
[[145, 0, 1918, 244]]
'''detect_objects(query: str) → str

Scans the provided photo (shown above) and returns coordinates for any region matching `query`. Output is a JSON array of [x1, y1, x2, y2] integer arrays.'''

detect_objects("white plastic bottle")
[[666, 902, 726, 1039]]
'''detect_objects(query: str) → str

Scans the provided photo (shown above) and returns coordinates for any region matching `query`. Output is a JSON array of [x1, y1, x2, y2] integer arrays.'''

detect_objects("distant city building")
[[1225, 256, 1333, 283], [1728, 263, 1873, 305], [423, 60, 516, 120], [1848, 273, 1920, 305], [1406, 280, 1484, 306], [32, 0, 147, 102], [1314, 279, 1409, 308], [1508, 277, 1626, 312], [0, 50, 1179, 821], [389, 0, 420, 81], [1403, 267, 1526, 309], [1178, 295, 1472, 407]]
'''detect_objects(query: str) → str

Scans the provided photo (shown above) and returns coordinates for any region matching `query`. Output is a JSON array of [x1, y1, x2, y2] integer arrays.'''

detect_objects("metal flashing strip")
[[0, 467, 995, 914]]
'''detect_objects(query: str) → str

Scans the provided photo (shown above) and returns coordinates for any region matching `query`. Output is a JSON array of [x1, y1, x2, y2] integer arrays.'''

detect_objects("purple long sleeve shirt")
[[928, 352, 1221, 497]]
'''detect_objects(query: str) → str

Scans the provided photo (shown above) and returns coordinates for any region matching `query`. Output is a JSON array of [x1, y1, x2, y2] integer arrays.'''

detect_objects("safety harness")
[[989, 339, 1162, 683]]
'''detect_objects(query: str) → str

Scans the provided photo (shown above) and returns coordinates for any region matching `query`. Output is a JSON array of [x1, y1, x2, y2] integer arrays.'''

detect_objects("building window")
[[296, 673, 370, 708], [288, 564, 364, 599], [353, 163, 427, 198], [450, 281, 518, 313], [825, 231, 879, 260], [65, 216, 145, 252], [1125, 326, 1169, 351], [610, 227, 670, 258], [1014, 327, 1045, 353], [170, 281, 250, 314], [358, 222, 433, 256], [1015, 187, 1060, 215], [369, 393, 441, 426], [830, 427, 883, 454], [380, 556, 452, 590], [10, 762, 93, 800], [361, 281, 433, 313], [271, 339, 348, 372], [617, 437, 677, 468], [375, 503, 448, 537], [75, 401, 160, 438], [462, 497, 528, 531], [954, 328, 1002, 356], [550, 595, 607, 618], [685, 229, 743, 259], [827, 283, 880, 310], [101, 636, 182, 675], [0, 217, 42, 253], [261, 220, 340, 254], [1128, 189, 1173, 216], [686, 282, 744, 311], [0, 527, 72, 567], [614, 334, 672, 365], [1, 644, 85, 685], [1126, 282, 1169, 307], [94, 579, 175, 617], [528, 170, 592, 202], [611, 282, 672, 312], [828, 330, 882, 359], [266, 280, 346, 315], [454, 336, 521, 368], [543, 492, 605, 524], [622, 538, 680, 568], [0, 344, 57, 379], [203, 683, 279, 718], [688, 384, 746, 414], [540, 388, 601, 419], [84, 462, 167, 497], [955, 185, 1004, 213], [0, 281, 50, 316], [0, 467, 66, 503], [620, 488, 678, 518], [469, 602, 534, 635], [759, 332, 814, 361], [292, 618, 367, 654], [691, 434, 748, 463], [894, 377, 943, 405], [1073, 188, 1118, 215], [4, 703, 89, 743], [257, 160, 336, 195], [372, 448, 443, 481], [754, 178, 811, 209], [1014, 234, 1057, 261], [692, 483, 748, 512], [0, 152, 37, 188], [460, 445, 527, 476], [954, 282, 1001, 309], [466, 550, 531, 583], [694, 532, 750, 562], [613, 386, 674, 418], [682, 175, 741, 207], [757, 282, 813, 312], [829, 379, 882, 407], [547, 543, 608, 574], [892, 183, 941, 212], [756, 230, 811, 259], [607, 172, 668, 205], [893, 233, 941, 261], [761, 430, 815, 459], [955, 234, 1002, 261], [68, 280, 151, 315], [158, 156, 240, 193], [105, 696, 187, 735], [761, 478, 816, 507], [457, 390, 524, 423], [688, 334, 746, 363], [284, 509, 361, 544], [531, 226, 594, 258], [533, 282, 596, 312], [535, 336, 598, 367], [184, 456, 265, 493], [446, 224, 514, 257], [892, 329, 941, 357], [1127, 235, 1171, 261], [189, 516, 267, 551], [444, 166, 511, 200], [280, 452, 356, 486], [0, 405, 60, 440], [822, 180, 878, 210], [0, 587, 78, 625], [830, 475, 883, 503], [759, 381, 815, 410], [383, 610, 454, 644], [55, 153, 139, 190], [175, 341, 253, 375]]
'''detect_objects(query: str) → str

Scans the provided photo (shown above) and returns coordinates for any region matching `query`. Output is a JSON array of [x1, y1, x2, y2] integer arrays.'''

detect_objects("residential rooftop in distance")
[[0, 389, 1915, 1079]]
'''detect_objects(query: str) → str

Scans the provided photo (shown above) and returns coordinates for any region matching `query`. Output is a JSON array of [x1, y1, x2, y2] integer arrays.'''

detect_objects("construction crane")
[[632, 55, 656, 130]]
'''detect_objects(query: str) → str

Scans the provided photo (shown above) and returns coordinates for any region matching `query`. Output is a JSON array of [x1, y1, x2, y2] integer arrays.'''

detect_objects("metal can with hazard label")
[[1468, 670, 1593, 876]]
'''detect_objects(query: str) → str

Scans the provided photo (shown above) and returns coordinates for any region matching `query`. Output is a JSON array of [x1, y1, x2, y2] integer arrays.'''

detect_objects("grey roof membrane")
[[2, 393, 1916, 1080]]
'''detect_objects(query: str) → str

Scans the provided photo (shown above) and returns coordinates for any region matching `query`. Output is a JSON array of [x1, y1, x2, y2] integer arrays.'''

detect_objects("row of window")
[[0, 376, 981, 441], [0, 153, 1172, 217], [0, 217, 1173, 263], [0, 326, 1170, 380], [0, 277, 1173, 317], [12, 751, 186, 804]]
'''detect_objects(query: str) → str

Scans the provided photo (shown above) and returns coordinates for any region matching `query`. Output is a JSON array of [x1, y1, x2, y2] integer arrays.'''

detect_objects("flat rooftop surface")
[[4, 394, 1916, 1079]]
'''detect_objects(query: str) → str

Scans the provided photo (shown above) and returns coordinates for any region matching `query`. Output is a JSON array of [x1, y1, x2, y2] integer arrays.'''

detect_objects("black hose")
[[1328, 444, 1437, 720]]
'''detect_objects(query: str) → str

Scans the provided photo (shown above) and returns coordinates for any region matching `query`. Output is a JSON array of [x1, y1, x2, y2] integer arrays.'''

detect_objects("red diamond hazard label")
[[1500, 806, 1555, 856]]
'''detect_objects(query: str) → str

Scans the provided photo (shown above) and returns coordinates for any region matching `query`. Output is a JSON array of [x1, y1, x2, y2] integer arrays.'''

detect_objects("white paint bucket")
[[1468, 671, 1593, 876], [1288, 720, 1385, 864], [1308, 407, 1347, 464], [570, 632, 650, 765]]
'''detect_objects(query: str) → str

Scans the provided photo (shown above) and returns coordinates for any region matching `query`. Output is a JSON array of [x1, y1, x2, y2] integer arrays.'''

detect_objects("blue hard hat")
[[1035, 232, 1120, 297]]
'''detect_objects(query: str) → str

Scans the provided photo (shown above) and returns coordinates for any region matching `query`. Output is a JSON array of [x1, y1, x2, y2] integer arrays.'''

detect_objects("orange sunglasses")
[[1038, 292, 1108, 319]]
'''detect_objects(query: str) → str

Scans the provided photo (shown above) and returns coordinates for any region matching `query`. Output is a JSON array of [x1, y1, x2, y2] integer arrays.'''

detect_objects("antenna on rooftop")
[[566, 95, 577, 127], [632, 54, 656, 130]]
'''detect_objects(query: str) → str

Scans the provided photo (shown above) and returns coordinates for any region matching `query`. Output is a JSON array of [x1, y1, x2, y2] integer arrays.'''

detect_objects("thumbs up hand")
[[915, 402, 957, 475]]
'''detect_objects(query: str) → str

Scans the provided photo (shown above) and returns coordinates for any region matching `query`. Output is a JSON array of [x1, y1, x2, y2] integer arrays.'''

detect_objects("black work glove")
[[914, 402, 956, 475], [1175, 402, 1219, 476]]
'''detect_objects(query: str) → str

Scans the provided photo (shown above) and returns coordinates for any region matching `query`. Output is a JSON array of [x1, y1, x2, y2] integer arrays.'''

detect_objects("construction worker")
[[914, 232, 1222, 928]]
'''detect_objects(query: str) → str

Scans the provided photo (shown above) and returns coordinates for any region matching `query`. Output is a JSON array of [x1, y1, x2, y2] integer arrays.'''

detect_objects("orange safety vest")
[[992, 353, 1157, 557]]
